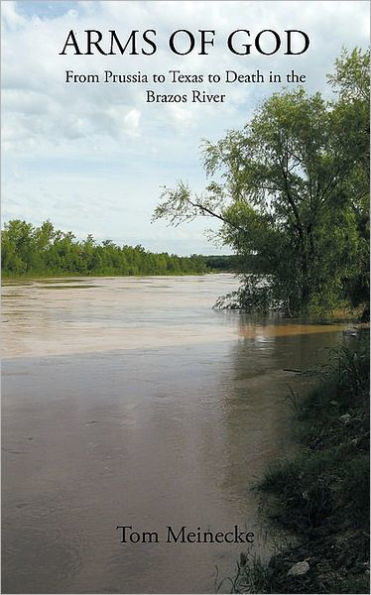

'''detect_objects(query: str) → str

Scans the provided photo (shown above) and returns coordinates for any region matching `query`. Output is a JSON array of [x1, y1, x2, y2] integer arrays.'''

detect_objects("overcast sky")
[[1, 0, 369, 255]]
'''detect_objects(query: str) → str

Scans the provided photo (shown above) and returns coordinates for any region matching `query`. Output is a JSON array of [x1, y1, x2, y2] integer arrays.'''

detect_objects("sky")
[[1, 0, 369, 255]]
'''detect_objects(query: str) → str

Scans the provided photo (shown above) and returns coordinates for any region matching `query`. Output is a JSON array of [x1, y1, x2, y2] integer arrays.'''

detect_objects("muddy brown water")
[[2, 275, 347, 594]]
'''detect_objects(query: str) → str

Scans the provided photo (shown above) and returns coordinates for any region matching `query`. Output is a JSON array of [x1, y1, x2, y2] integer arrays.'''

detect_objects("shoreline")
[[229, 333, 370, 594]]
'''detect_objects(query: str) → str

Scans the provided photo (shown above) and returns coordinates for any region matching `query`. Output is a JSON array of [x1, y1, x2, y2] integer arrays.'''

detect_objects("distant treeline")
[[1, 219, 237, 277], [203, 254, 239, 271]]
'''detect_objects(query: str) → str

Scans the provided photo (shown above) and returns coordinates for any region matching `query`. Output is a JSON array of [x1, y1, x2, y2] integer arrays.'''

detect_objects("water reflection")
[[220, 331, 342, 507]]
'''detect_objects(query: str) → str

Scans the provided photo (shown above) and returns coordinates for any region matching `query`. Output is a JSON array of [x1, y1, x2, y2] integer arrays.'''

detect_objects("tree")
[[1, 219, 210, 277], [153, 49, 370, 316], [1, 220, 36, 273], [328, 48, 370, 316]]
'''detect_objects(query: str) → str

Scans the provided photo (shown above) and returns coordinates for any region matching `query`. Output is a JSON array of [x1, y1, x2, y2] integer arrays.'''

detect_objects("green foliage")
[[1, 219, 210, 277], [204, 254, 239, 271], [328, 48, 370, 313], [153, 49, 370, 317], [214, 274, 280, 313], [328, 47, 370, 101]]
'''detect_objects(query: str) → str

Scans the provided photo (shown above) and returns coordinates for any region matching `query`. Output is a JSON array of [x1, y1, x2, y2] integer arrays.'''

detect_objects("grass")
[[226, 332, 370, 594]]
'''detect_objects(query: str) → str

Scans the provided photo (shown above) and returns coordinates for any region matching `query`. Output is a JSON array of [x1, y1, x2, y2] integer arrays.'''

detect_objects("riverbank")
[[2, 270, 215, 282], [231, 332, 370, 594]]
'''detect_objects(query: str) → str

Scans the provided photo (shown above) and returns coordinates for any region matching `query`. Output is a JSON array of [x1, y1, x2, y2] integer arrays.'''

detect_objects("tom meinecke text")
[[116, 524, 255, 544]]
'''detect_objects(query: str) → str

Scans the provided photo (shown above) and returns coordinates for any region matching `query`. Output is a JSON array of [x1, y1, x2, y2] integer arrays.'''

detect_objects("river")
[[2, 275, 347, 594]]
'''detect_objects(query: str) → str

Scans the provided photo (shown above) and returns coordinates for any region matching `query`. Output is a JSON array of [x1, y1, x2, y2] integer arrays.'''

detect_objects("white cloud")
[[1, 0, 26, 30], [123, 108, 141, 135], [1, 0, 369, 254]]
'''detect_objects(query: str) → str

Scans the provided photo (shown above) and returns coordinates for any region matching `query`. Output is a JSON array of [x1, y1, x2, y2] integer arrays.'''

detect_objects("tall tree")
[[328, 48, 370, 316], [153, 49, 370, 316]]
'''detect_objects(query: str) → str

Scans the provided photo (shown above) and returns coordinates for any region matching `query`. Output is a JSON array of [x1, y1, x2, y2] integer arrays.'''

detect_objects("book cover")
[[2, 1, 369, 594]]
